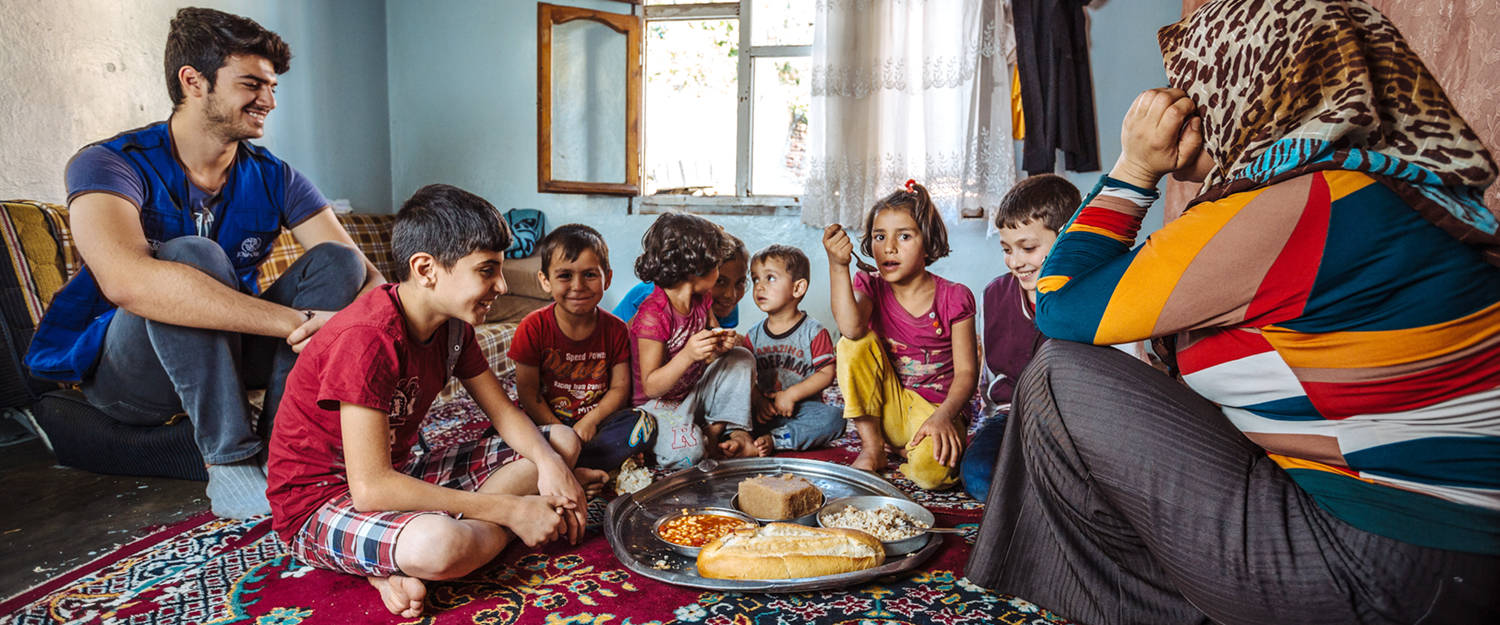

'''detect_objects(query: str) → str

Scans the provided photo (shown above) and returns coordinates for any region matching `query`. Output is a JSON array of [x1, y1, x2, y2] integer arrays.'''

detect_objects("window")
[[637, 0, 814, 215]]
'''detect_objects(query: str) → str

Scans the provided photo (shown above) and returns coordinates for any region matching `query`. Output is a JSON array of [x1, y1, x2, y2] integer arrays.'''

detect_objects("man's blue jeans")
[[81, 236, 365, 464]]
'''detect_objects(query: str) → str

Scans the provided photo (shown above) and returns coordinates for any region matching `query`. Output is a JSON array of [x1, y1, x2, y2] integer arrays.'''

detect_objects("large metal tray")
[[603, 457, 940, 592]]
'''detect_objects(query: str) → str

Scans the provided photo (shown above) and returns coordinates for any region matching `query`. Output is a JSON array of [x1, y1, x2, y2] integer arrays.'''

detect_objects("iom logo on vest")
[[237, 237, 263, 260]]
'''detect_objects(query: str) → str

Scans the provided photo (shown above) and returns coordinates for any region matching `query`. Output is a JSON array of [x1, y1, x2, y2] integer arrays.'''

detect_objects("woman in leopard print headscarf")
[[1159, 0, 1500, 263], [966, 1, 1500, 623]]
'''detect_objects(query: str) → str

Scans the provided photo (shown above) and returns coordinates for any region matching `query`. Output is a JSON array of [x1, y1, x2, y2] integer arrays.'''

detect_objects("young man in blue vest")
[[26, 8, 384, 519]]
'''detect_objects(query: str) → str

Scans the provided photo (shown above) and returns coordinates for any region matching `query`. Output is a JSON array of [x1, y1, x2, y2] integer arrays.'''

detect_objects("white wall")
[[385, 0, 1182, 333], [0, 0, 392, 210]]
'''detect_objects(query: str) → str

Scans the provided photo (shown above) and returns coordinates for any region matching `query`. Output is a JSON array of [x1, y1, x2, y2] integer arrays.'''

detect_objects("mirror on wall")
[[538, 3, 641, 195]]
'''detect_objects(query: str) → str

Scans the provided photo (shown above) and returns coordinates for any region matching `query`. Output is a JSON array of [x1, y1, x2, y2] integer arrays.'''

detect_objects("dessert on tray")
[[737, 474, 823, 520]]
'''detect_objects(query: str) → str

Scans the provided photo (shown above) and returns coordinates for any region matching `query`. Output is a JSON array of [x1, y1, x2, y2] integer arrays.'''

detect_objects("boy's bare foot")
[[574, 467, 609, 497], [752, 434, 776, 457], [369, 573, 426, 618], [852, 446, 888, 473]]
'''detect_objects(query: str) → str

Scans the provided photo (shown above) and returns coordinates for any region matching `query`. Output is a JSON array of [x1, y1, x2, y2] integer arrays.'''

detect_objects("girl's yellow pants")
[[835, 332, 962, 490]]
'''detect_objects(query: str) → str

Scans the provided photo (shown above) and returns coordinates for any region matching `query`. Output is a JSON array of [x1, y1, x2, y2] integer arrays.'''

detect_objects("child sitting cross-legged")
[[958, 174, 1077, 502], [824, 180, 979, 491], [266, 185, 607, 619], [509, 224, 655, 472], [630, 212, 759, 469], [745, 244, 845, 456]]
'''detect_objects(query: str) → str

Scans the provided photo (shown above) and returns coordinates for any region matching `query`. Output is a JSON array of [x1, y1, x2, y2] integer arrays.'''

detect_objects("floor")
[[0, 416, 207, 603]]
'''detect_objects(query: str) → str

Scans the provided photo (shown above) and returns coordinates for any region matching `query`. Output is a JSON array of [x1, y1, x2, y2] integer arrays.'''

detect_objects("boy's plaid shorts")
[[287, 434, 529, 577]]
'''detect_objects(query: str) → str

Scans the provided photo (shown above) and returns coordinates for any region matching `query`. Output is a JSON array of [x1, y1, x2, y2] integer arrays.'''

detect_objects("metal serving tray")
[[603, 457, 940, 592]]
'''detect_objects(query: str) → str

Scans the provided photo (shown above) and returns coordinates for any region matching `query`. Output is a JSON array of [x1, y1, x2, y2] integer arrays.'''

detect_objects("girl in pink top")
[[628, 213, 759, 469], [823, 180, 978, 490]]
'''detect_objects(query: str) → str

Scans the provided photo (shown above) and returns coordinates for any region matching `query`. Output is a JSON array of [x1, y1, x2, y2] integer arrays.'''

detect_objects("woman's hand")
[[1112, 88, 1204, 190], [910, 411, 963, 468]]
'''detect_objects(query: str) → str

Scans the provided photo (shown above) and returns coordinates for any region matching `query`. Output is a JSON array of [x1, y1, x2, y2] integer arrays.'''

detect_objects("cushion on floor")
[[31, 389, 208, 482]]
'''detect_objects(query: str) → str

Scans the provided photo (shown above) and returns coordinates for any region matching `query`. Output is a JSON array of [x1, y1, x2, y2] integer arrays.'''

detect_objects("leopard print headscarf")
[[1159, 0, 1500, 262]]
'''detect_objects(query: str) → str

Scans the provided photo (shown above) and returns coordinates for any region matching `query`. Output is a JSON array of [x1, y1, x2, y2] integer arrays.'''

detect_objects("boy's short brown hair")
[[538, 224, 611, 276], [751, 244, 810, 284], [993, 174, 1081, 233]]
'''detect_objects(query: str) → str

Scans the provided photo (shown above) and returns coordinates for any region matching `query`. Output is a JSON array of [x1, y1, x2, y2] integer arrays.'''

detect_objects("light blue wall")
[[385, 0, 1181, 333], [247, 0, 393, 213]]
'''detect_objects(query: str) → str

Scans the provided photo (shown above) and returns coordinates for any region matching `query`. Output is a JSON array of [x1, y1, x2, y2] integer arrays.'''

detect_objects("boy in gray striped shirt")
[[745, 245, 846, 456]]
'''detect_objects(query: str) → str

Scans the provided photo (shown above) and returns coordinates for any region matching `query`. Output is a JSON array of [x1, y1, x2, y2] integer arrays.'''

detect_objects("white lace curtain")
[[803, 0, 1016, 229]]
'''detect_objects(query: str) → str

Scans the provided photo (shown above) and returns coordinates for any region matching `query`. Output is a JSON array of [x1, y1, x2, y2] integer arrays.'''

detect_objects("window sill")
[[633, 195, 800, 217]]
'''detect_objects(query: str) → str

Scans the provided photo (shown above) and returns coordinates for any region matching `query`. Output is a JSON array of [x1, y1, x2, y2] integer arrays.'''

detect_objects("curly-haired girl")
[[629, 213, 758, 468], [823, 180, 978, 490]]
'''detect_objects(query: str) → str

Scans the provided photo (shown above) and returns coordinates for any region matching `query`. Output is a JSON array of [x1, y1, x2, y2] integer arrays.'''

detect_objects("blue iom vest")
[[25, 121, 288, 382]]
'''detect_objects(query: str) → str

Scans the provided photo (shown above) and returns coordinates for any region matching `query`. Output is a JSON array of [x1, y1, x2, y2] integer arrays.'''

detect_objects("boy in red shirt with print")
[[267, 185, 606, 619], [510, 224, 654, 472]]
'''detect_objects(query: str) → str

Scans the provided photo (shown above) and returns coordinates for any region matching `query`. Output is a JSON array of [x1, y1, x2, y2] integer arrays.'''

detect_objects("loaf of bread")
[[737, 474, 822, 520], [696, 523, 885, 580]]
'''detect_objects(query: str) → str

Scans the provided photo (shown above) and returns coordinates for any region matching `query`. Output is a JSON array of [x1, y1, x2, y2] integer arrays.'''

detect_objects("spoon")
[[850, 248, 878, 274], [695, 458, 720, 473]]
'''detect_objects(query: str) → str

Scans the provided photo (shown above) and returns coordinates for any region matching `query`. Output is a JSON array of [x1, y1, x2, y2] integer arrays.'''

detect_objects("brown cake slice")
[[738, 474, 823, 520]]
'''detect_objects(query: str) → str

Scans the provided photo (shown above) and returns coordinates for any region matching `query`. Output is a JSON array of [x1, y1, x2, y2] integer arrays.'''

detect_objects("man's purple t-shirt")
[[853, 271, 976, 405], [67, 144, 329, 235]]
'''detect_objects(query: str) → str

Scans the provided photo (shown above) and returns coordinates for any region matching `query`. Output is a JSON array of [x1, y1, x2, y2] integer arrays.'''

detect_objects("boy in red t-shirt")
[[509, 224, 653, 472], [267, 185, 606, 619]]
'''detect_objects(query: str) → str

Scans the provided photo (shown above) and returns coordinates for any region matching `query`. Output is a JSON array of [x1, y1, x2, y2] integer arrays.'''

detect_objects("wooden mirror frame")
[[537, 3, 642, 195]]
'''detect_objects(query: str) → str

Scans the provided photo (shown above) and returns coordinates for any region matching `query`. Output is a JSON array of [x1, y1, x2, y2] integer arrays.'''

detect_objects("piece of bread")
[[738, 474, 822, 520], [696, 523, 885, 580]]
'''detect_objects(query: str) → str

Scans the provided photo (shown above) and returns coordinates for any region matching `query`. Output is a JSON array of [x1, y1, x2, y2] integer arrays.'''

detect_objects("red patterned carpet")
[[1, 391, 1071, 625]]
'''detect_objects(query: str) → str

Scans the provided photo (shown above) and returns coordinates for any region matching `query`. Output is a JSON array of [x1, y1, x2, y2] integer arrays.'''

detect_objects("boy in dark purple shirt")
[[960, 175, 1078, 501]]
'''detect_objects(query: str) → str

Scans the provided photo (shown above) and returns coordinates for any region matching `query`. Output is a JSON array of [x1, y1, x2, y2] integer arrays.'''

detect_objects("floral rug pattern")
[[1, 392, 1060, 625]]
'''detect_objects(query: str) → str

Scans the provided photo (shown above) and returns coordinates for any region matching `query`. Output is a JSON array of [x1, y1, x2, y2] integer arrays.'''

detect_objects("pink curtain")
[[1366, 0, 1500, 216], [1163, 0, 1499, 225]]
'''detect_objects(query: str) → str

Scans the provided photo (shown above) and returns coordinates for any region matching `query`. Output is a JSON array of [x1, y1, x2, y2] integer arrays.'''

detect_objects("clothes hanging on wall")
[[1013, 0, 1099, 175]]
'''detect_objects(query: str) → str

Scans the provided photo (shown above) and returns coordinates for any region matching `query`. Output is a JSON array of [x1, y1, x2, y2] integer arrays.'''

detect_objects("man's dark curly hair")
[[634, 212, 732, 287], [861, 180, 950, 266], [165, 8, 292, 109]]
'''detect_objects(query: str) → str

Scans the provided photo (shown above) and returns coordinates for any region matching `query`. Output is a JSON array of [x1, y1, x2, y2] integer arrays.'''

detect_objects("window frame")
[[537, 3, 643, 196], [635, 1, 812, 215]]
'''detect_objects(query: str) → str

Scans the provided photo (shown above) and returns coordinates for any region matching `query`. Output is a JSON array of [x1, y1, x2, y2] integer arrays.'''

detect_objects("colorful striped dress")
[[1036, 171, 1500, 555]]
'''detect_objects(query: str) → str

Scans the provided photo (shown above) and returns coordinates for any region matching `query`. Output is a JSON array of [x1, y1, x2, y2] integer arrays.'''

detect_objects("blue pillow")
[[503, 208, 549, 259]]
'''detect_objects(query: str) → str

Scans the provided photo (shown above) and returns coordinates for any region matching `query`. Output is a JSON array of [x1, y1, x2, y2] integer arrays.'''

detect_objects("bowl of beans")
[[652, 507, 758, 557]]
